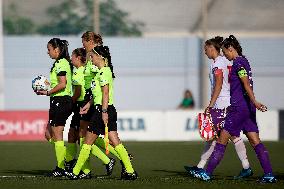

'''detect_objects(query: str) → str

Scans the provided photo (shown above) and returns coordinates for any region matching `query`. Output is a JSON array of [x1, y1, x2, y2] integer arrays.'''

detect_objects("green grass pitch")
[[0, 141, 283, 189]]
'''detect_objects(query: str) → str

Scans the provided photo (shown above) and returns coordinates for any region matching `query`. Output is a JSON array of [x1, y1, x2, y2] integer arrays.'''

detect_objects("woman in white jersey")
[[185, 36, 252, 179]]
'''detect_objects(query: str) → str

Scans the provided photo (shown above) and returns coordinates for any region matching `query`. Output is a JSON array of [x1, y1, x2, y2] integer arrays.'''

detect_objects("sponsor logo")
[[0, 119, 46, 135], [185, 118, 198, 131], [117, 118, 145, 131]]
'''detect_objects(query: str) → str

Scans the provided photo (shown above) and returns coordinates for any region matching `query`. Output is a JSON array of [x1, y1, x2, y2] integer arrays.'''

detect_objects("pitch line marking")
[[0, 175, 38, 178]]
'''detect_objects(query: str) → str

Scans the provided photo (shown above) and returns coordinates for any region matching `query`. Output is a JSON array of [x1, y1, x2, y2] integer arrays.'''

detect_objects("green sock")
[[91, 144, 110, 164], [66, 143, 77, 162], [81, 161, 91, 174], [79, 138, 91, 174], [48, 139, 54, 145], [79, 138, 85, 149], [95, 137, 121, 160], [54, 141, 66, 169], [73, 144, 91, 175], [115, 144, 134, 173]]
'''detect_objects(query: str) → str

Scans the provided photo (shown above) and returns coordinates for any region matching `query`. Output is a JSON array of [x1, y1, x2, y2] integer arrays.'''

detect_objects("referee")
[[66, 45, 137, 180]]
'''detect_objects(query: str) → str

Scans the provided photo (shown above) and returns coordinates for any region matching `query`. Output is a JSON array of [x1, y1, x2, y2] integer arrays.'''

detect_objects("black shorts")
[[49, 96, 72, 127], [87, 105, 117, 135], [81, 88, 94, 121], [70, 101, 85, 130]]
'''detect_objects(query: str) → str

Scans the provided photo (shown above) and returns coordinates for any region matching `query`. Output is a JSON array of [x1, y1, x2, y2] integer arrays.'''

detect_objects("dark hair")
[[222, 35, 243, 56], [93, 45, 115, 78], [205, 36, 223, 53], [48, 38, 73, 73], [72, 48, 86, 65], [81, 31, 103, 45]]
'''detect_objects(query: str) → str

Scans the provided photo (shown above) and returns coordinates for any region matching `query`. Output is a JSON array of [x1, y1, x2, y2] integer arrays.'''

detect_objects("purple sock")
[[254, 143, 273, 174], [206, 143, 226, 175]]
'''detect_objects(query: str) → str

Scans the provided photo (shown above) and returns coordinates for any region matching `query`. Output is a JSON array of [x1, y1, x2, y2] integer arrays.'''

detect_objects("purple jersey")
[[229, 56, 255, 110], [223, 56, 258, 137]]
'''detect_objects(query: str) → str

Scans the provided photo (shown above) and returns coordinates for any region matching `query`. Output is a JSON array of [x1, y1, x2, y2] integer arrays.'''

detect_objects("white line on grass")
[[0, 175, 38, 178], [0, 175, 117, 179]]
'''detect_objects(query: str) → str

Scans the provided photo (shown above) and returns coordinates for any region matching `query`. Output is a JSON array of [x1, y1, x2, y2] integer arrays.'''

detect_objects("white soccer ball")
[[32, 75, 50, 91]]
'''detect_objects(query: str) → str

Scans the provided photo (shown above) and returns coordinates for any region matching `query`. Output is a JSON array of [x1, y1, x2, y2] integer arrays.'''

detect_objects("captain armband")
[[237, 67, 247, 78]]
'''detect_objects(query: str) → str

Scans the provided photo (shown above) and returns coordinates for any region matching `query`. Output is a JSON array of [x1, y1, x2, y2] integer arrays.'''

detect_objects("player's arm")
[[100, 69, 111, 124], [37, 74, 66, 96], [101, 84, 109, 124], [238, 68, 267, 112], [80, 98, 93, 114], [48, 75, 67, 95], [102, 85, 109, 110], [208, 69, 223, 108], [72, 85, 81, 103]]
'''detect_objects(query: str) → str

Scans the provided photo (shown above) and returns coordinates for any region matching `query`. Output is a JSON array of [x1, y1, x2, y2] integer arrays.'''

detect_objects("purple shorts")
[[223, 106, 259, 137]]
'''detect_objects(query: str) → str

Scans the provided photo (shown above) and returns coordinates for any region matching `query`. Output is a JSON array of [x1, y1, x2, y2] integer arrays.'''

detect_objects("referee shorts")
[[87, 105, 117, 135], [49, 96, 72, 127], [70, 101, 85, 130]]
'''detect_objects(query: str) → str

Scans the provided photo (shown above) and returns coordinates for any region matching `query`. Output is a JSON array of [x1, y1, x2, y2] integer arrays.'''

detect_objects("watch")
[[102, 108, 108, 113]]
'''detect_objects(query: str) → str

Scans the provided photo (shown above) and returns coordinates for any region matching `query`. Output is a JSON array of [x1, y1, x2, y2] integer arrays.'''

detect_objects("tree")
[[37, 0, 144, 36], [3, 3, 36, 35]]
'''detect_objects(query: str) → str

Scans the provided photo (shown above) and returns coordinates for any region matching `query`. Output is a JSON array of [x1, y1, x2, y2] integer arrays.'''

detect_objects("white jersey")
[[209, 56, 232, 109]]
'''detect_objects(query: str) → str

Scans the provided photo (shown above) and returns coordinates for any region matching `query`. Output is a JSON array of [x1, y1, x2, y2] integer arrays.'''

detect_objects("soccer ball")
[[32, 75, 50, 91]]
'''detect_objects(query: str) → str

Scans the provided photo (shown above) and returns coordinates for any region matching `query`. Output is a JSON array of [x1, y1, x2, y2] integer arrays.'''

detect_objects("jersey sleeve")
[[55, 60, 69, 75], [91, 65, 99, 73], [212, 61, 224, 76], [99, 68, 112, 86], [237, 68, 248, 78], [212, 67, 223, 75], [235, 59, 248, 78]]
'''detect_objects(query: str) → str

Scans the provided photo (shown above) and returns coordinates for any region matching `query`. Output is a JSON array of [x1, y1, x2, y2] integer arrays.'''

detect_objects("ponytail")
[[103, 46, 115, 79], [93, 45, 115, 78], [222, 35, 243, 56]]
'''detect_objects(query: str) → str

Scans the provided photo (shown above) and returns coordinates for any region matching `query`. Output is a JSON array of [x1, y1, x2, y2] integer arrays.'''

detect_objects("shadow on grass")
[[1, 170, 51, 176], [0, 170, 121, 181], [152, 169, 189, 177], [275, 172, 284, 180], [152, 169, 261, 183]]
